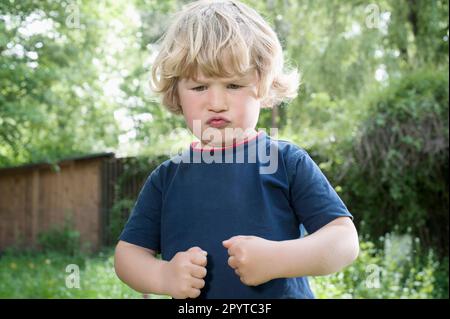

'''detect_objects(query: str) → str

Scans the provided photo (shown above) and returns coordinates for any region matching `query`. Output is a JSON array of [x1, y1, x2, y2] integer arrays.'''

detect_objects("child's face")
[[177, 70, 261, 147]]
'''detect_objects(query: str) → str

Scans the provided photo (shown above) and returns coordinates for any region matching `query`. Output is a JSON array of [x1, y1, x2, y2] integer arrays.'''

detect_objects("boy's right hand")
[[163, 246, 208, 299]]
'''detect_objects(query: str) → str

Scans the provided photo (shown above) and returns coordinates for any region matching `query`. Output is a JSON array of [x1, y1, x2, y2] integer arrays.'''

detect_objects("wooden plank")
[[30, 170, 39, 245]]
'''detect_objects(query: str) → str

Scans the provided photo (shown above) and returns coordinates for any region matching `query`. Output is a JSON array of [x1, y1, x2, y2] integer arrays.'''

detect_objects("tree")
[[0, 0, 119, 167]]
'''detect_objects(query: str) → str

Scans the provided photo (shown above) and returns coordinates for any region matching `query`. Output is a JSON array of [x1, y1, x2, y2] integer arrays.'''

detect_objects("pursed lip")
[[206, 116, 231, 125]]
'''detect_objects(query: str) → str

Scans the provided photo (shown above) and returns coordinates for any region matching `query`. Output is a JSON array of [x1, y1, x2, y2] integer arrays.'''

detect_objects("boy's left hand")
[[222, 235, 277, 286]]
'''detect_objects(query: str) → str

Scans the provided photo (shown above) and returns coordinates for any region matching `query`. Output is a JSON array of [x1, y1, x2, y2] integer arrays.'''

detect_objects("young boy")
[[114, 0, 359, 299]]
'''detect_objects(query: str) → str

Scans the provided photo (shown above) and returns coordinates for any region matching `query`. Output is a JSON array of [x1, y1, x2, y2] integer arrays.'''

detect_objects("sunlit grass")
[[0, 248, 169, 299]]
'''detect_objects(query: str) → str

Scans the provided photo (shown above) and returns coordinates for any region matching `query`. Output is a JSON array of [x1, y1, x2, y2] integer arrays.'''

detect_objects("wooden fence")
[[0, 153, 148, 252]]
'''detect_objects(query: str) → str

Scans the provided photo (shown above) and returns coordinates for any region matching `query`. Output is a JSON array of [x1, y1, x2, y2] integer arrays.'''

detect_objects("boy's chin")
[[201, 135, 255, 148], [200, 139, 231, 148], [193, 127, 258, 148]]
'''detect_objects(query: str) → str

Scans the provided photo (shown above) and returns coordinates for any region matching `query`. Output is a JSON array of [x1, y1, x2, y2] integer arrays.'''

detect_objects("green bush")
[[340, 67, 449, 254], [106, 155, 169, 245], [108, 198, 135, 244], [37, 216, 81, 256]]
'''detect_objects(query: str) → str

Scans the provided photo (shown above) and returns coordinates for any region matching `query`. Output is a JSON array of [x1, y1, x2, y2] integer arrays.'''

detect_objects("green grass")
[[0, 248, 168, 299], [309, 238, 448, 299], [0, 237, 447, 298]]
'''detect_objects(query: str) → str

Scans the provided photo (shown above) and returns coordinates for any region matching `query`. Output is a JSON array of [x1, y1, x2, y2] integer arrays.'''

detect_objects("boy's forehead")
[[183, 70, 257, 83]]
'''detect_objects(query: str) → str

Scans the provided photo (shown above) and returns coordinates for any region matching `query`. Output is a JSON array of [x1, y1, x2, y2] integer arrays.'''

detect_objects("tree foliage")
[[0, 0, 119, 166]]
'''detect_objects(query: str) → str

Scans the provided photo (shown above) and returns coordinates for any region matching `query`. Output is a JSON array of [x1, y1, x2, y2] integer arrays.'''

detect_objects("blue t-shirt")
[[119, 131, 353, 299]]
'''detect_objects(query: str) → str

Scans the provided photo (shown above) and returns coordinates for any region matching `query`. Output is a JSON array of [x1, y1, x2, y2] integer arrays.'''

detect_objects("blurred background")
[[0, 0, 448, 298]]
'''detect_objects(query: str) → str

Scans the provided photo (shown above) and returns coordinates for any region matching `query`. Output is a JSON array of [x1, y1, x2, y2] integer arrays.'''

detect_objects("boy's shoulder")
[[143, 156, 178, 187], [267, 134, 309, 159], [152, 156, 177, 175]]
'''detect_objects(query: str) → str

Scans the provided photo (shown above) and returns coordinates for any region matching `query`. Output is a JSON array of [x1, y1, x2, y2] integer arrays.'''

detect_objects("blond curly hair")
[[150, 0, 300, 115]]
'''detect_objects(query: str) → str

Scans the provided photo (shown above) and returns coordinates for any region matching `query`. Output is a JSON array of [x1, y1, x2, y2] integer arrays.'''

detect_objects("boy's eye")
[[191, 84, 243, 91], [192, 86, 207, 91]]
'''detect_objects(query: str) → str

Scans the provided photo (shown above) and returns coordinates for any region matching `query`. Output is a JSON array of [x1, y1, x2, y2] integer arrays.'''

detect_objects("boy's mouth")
[[206, 116, 231, 128]]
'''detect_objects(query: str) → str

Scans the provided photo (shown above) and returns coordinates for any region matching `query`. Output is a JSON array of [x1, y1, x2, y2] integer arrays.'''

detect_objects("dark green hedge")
[[343, 67, 448, 255]]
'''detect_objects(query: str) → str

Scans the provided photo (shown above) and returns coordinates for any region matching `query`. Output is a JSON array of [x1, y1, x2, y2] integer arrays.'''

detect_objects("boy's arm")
[[115, 241, 208, 298], [272, 216, 359, 278], [114, 240, 169, 295], [223, 217, 359, 286]]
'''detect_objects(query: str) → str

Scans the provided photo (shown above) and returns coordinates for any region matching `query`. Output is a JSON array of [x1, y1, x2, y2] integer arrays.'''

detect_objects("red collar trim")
[[191, 131, 264, 152]]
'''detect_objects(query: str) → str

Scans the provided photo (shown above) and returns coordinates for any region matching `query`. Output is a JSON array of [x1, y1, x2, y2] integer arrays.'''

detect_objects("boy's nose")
[[208, 103, 228, 112], [207, 88, 228, 112]]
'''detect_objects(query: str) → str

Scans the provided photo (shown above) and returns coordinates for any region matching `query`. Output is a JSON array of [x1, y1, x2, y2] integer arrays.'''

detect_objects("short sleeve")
[[288, 149, 353, 234], [118, 166, 163, 251]]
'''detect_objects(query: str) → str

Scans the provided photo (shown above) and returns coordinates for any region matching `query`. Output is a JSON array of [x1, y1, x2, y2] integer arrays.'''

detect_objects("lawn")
[[0, 237, 447, 299], [0, 248, 168, 299]]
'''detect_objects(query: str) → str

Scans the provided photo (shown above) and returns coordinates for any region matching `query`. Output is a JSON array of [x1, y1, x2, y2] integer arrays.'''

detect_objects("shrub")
[[339, 67, 449, 254], [108, 198, 135, 244], [37, 216, 81, 256], [106, 155, 169, 245]]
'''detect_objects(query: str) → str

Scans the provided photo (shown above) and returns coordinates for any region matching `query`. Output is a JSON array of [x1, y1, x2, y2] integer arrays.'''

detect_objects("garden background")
[[0, 0, 448, 298]]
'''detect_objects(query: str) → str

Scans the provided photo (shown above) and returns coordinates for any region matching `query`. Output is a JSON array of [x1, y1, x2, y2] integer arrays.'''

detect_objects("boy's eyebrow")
[[187, 76, 250, 84], [188, 77, 237, 83]]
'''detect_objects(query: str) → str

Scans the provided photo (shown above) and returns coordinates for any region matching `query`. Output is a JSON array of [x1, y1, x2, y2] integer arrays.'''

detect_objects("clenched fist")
[[163, 246, 208, 299], [222, 235, 277, 286]]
